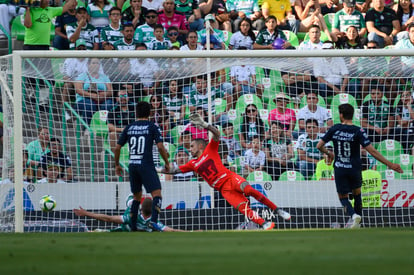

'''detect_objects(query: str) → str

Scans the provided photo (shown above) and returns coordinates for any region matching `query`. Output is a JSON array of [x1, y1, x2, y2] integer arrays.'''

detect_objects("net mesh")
[[1, 50, 414, 232]]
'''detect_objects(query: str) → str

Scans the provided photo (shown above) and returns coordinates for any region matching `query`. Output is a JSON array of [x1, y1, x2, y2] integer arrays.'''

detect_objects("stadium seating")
[[324, 13, 335, 32], [214, 98, 227, 115], [235, 94, 264, 114], [303, 30, 330, 42], [376, 139, 403, 160], [90, 110, 109, 138], [281, 30, 299, 48], [330, 93, 360, 126], [246, 171, 273, 182], [299, 94, 327, 108], [169, 125, 186, 145], [362, 94, 389, 104], [381, 169, 402, 181], [395, 154, 414, 179], [11, 15, 25, 41], [279, 170, 305, 181], [222, 30, 232, 49]]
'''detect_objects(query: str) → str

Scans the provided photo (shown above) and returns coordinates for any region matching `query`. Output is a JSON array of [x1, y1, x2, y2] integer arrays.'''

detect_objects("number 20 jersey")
[[179, 139, 235, 190]]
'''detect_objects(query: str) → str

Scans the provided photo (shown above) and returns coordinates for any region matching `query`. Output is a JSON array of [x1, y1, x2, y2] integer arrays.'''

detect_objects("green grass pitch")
[[1, 228, 413, 275]]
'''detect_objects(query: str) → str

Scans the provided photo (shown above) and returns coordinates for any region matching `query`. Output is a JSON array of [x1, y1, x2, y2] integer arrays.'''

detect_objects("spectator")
[[61, 39, 88, 103], [335, 25, 364, 49], [360, 83, 395, 143], [243, 135, 266, 177], [239, 104, 266, 150], [297, 118, 324, 179], [142, 0, 164, 11], [101, 7, 124, 46], [26, 127, 50, 170], [87, 0, 114, 31], [158, 0, 189, 41], [53, 5, 77, 50], [312, 41, 350, 97], [175, 0, 204, 31], [365, 0, 401, 48], [268, 93, 296, 139], [293, 0, 332, 39], [298, 24, 324, 50], [394, 22, 414, 76], [253, 15, 290, 49], [149, 94, 171, 142], [23, 0, 76, 50], [393, 90, 414, 153], [297, 91, 333, 135], [228, 18, 256, 50], [220, 122, 242, 163], [74, 58, 114, 125], [107, 89, 137, 152], [130, 43, 160, 95], [134, 9, 159, 43], [394, 0, 414, 40], [66, 6, 100, 50], [0, 3, 24, 39], [199, 0, 232, 32], [145, 23, 172, 49], [230, 63, 263, 99], [178, 129, 192, 150], [163, 79, 187, 127], [37, 163, 67, 184], [120, 0, 148, 28], [227, 0, 264, 32], [265, 121, 295, 180], [165, 147, 195, 181], [314, 144, 334, 180], [180, 30, 204, 50], [262, 0, 300, 33], [332, 0, 367, 41], [39, 137, 73, 182], [167, 26, 181, 47], [198, 14, 226, 49], [114, 24, 136, 50], [23, 149, 35, 183]]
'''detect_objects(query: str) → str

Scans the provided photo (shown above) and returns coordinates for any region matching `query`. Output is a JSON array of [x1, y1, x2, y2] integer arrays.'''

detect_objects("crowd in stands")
[[0, 0, 413, 183]]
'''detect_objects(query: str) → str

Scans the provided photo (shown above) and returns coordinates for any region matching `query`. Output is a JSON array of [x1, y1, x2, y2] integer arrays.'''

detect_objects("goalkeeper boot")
[[149, 221, 164, 232], [262, 222, 275, 230], [350, 214, 361, 229], [277, 209, 291, 221]]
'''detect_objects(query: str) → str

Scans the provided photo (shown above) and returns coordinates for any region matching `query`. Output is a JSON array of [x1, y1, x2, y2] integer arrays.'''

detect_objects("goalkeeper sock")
[[130, 200, 140, 231], [353, 193, 363, 216], [240, 204, 265, 226], [151, 196, 162, 223], [244, 185, 277, 210], [340, 198, 355, 217]]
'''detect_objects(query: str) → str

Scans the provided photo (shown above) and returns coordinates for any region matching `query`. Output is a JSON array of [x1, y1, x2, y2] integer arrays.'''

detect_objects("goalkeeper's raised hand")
[[189, 112, 209, 129]]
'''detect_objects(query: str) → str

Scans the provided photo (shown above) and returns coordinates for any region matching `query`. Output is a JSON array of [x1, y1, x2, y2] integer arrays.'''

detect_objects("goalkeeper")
[[73, 197, 183, 232], [159, 113, 291, 230]]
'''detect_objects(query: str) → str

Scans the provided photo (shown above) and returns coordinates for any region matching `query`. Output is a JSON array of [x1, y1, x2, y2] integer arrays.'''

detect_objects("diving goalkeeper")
[[159, 113, 291, 230]]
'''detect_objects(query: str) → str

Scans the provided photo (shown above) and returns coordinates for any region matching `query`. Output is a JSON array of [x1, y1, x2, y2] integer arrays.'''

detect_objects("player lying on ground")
[[317, 103, 403, 228], [73, 197, 184, 232], [159, 113, 291, 230]]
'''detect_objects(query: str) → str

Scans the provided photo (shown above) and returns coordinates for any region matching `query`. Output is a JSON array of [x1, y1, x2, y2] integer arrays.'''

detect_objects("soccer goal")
[[1, 49, 413, 233]]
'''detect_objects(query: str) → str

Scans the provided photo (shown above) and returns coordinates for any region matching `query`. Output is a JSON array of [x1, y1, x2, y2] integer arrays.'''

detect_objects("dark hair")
[[135, 42, 147, 49], [270, 120, 283, 129], [369, 82, 386, 93], [136, 101, 151, 118], [309, 24, 321, 31], [145, 9, 158, 16], [366, 40, 378, 47], [122, 23, 134, 30], [50, 137, 61, 143], [92, 0, 110, 6], [238, 18, 256, 42], [193, 138, 207, 147], [339, 103, 354, 120], [153, 24, 164, 31], [408, 22, 414, 32], [141, 198, 152, 216], [222, 122, 234, 129], [305, 118, 318, 126], [109, 6, 121, 15], [167, 26, 179, 32], [241, 104, 265, 141], [265, 15, 277, 23]]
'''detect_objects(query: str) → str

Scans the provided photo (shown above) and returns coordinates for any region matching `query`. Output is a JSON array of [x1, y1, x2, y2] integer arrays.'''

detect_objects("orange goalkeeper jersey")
[[179, 139, 235, 190]]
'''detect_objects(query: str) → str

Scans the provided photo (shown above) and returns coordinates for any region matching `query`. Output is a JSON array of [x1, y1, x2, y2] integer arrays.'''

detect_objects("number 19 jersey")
[[321, 124, 371, 169], [117, 120, 163, 166], [179, 139, 235, 190]]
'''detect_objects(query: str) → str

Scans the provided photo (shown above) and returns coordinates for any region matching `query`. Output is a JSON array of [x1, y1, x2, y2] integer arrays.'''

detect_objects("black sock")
[[130, 200, 140, 231], [354, 194, 362, 216], [340, 198, 355, 217], [151, 196, 162, 223]]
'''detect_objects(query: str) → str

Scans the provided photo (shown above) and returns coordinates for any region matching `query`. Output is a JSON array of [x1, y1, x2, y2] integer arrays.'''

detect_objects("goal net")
[[1, 49, 413, 232]]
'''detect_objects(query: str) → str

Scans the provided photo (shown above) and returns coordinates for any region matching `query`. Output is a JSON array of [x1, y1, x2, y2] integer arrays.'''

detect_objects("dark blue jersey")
[[118, 120, 163, 165], [322, 124, 371, 169]]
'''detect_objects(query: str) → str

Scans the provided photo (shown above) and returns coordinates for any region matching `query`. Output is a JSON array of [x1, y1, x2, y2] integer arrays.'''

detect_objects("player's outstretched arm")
[[156, 166, 182, 175], [114, 144, 123, 176], [73, 206, 123, 224], [364, 144, 404, 173], [316, 140, 334, 160]]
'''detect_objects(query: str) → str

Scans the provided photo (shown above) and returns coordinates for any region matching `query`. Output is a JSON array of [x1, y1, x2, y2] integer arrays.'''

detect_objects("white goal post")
[[1, 49, 414, 233]]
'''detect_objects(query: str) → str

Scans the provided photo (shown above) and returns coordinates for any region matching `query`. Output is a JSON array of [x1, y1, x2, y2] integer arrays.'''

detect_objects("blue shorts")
[[334, 168, 362, 194], [129, 164, 161, 194]]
